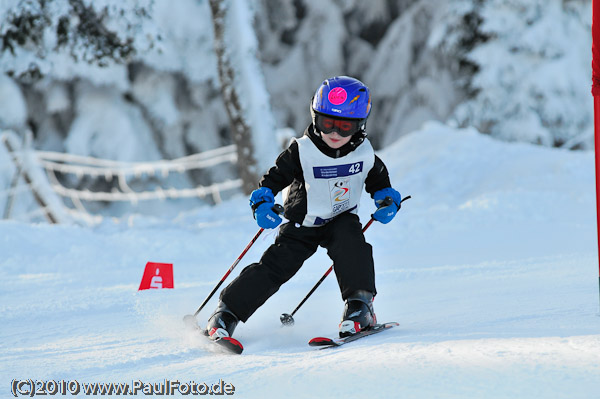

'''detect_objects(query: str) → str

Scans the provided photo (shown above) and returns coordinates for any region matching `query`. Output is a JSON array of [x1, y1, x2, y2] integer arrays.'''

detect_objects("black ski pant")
[[219, 212, 376, 322]]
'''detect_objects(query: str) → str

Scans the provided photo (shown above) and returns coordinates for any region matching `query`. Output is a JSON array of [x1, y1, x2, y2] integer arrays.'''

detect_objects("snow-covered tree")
[[209, 0, 278, 194], [363, 0, 481, 147], [452, 0, 593, 149], [254, 0, 487, 148], [0, 0, 158, 85]]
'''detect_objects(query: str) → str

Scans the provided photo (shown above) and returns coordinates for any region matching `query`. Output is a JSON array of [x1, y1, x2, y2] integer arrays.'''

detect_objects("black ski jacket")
[[258, 124, 392, 224]]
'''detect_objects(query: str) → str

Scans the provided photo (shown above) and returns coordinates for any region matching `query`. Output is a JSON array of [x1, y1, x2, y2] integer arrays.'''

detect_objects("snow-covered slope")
[[1, 123, 599, 398]]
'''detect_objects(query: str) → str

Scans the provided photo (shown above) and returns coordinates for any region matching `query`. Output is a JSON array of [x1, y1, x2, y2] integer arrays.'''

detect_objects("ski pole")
[[280, 195, 411, 326], [184, 204, 284, 327]]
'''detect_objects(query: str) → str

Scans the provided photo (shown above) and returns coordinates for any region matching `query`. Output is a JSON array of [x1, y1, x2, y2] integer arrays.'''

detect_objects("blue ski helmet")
[[311, 76, 371, 119], [311, 76, 371, 136]]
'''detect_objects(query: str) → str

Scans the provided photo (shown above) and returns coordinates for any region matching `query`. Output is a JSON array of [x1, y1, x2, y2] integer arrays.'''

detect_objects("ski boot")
[[206, 301, 239, 340], [339, 290, 377, 338]]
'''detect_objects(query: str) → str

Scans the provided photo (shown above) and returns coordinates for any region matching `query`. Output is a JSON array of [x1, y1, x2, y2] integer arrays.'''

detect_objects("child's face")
[[321, 131, 352, 149]]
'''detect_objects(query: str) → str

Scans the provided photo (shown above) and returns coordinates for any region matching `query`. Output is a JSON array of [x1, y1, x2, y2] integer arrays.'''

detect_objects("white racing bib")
[[293, 136, 375, 227]]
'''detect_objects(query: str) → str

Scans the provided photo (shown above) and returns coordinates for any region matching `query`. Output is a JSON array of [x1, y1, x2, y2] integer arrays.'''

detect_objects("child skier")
[[206, 76, 402, 340]]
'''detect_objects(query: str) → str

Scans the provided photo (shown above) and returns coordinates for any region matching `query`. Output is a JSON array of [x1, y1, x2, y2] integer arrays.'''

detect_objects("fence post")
[[1, 133, 59, 224]]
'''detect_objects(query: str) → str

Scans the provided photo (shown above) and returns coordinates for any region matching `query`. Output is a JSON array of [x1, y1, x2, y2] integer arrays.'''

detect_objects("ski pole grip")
[[381, 196, 394, 207], [371, 197, 394, 220], [272, 204, 284, 215], [377, 195, 411, 212]]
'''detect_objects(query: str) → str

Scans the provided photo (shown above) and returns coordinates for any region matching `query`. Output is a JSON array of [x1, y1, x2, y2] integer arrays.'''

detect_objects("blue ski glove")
[[249, 187, 282, 229], [372, 187, 402, 224], [254, 202, 283, 229]]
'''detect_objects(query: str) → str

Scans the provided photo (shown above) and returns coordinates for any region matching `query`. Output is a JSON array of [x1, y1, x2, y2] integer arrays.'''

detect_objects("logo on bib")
[[330, 178, 351, 215]]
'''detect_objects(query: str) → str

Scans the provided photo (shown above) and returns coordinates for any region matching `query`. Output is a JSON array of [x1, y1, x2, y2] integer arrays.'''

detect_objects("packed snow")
[[1, 122, 599, 398]]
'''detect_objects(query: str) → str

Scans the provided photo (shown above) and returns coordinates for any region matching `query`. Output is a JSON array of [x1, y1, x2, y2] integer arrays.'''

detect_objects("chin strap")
[[349, 130, 367, 148]]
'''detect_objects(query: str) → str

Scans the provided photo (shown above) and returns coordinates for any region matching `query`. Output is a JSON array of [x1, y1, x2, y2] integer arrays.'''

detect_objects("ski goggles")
[[313, 113, 365, 137]]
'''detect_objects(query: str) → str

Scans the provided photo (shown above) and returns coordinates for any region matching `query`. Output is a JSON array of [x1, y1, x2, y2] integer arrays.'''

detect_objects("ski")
[[308, 322, 398, 348]]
